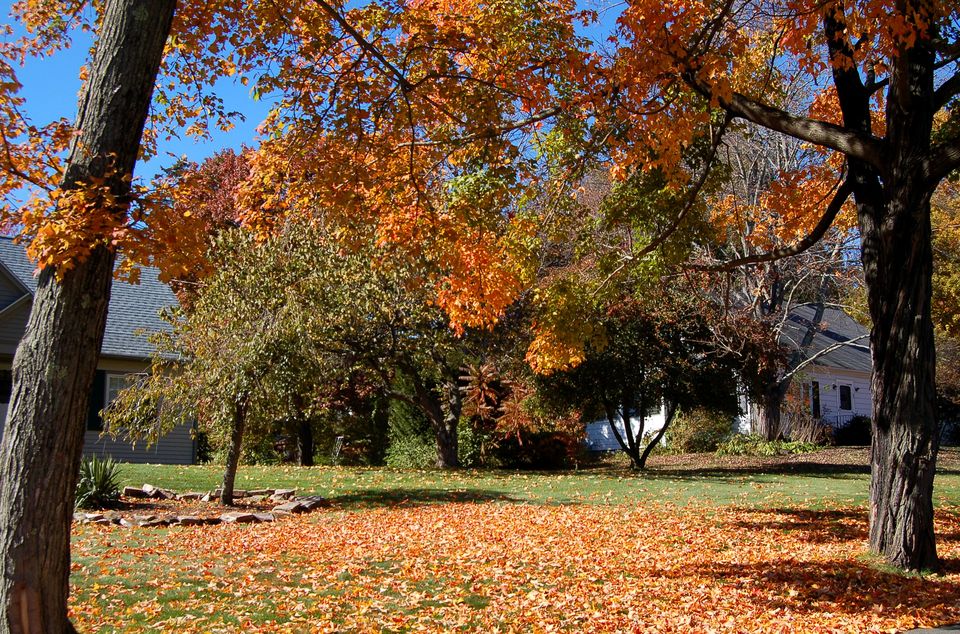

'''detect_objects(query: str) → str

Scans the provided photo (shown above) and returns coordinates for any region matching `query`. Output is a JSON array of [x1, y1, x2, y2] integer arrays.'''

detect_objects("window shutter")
[[87, 370, 105, 431]]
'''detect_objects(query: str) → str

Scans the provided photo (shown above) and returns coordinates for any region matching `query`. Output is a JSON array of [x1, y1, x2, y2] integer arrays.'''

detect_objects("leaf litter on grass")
[[71, 501, 960, 632]]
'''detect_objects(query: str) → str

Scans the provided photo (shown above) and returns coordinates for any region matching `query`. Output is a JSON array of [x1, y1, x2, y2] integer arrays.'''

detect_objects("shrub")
[[384, 432, 437, 468], [494, 431, 581, 470], [715, 434, 821, 456], [75, 455, 122, 509], [787, 414, 833, 444], [664, 408, 732, 453], [833, 415, 872, 446]]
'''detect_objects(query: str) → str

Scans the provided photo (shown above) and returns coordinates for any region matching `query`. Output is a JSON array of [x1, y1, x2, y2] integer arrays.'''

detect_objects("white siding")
[[796, 368, 872, 426], [585, 408, 667, 451]]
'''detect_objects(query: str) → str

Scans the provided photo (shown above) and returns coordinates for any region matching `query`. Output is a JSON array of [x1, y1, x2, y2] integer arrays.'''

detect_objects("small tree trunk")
[[369, 393, 391, 466], [605, 403, 641, 469], [0, 2, 175, 632], [433, 381, 461, 469], [297, 420, 314, 467], [220, 398, 248, 506], [637, 403, 678, 469]]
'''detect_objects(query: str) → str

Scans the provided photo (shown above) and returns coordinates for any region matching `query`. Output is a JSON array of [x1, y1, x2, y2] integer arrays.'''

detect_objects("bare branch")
[[690, 177, 853, 271], [782, 334, 869, 381]]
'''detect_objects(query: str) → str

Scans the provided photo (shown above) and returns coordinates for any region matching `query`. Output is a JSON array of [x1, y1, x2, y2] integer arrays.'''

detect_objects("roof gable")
[[0, 238, 179, 359], [780, 305, 871, 374]]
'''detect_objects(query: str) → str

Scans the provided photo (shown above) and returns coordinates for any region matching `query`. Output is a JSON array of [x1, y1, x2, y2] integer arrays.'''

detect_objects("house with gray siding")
[[0, 238, 195, 464]]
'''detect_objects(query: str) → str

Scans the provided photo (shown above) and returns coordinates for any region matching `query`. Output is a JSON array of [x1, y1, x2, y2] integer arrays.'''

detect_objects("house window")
[[811, 381, 821, 418], [106, 373, 134, 407], [839, 385, 853, 411]]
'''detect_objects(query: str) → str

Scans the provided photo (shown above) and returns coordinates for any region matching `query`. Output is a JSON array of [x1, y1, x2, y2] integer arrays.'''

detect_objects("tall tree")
[[0, 1, 175, 631]]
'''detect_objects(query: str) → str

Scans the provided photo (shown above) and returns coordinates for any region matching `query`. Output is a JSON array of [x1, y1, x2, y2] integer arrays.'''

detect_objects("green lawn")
[[115, 448, 960, 510]]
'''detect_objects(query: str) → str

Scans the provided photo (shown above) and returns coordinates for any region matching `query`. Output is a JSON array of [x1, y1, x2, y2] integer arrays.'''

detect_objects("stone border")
[[74, 484, 330, 528]]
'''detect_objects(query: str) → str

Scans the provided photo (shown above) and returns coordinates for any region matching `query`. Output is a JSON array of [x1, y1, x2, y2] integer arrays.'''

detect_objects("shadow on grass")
[[671, 557, 960, 620], [647, 461, 871, 479], [728, 507, 869, 543], [329, 487, 519, 509]]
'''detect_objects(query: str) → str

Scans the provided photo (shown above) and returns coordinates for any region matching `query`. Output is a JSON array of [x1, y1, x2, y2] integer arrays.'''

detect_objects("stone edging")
[[74, 484, 331, 528]]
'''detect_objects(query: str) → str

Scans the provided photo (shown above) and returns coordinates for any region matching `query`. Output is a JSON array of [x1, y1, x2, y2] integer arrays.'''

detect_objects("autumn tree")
[[537, 291, 737, 469]]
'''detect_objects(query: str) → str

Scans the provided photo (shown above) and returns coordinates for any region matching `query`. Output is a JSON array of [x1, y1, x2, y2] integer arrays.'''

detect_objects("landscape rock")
[[248, 489, 274, 496], [220, 511, 258, 524], [253, 513, 275, 523], [119, 518, 136, 528], [273, 489, 296, 500], [298, 496, 332, 511], [122, 486, 150, 499], [174, 516, 204, 526], [177, 492, 204, 501], [272, 500, 307, 514], [138, 518, 170, 528]]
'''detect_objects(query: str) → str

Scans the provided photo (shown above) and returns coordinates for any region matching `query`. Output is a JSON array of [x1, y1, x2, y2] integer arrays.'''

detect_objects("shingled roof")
[[780, 304, 872, 373], [0, 238, 178, 360]]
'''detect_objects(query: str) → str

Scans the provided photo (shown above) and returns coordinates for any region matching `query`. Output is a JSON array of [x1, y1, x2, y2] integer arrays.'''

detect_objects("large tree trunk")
[[831, 5, 941, 571], [0, 2, 174, 632], [753, 382, 789, 441]]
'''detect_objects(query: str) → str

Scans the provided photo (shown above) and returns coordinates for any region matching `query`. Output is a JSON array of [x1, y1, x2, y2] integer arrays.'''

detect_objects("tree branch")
[[689, 177, 853, 271], [933, 70, 960, 111], [682, 73, 884, 170], [925, 139, 960, 184]]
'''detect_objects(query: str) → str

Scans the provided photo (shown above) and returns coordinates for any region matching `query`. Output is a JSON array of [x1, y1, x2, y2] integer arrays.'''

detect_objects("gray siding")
[[83, 422, 195, 465], [0, 301, 30, 356], [0, 273, 23, 308]]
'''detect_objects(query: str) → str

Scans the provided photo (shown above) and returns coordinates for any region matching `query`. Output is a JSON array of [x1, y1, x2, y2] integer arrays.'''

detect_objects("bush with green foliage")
[[833, 415, 872, 446], [75, 455, 122, 510], [715, 434, 822, 456], [664, 408, 733, 453]]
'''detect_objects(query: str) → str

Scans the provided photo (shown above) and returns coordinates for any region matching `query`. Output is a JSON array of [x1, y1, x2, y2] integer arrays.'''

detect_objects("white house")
[[584, 305, 873, 450]]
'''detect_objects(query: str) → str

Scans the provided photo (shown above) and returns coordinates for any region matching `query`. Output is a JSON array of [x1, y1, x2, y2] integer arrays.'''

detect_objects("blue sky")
[[3, 4, 269, 182]]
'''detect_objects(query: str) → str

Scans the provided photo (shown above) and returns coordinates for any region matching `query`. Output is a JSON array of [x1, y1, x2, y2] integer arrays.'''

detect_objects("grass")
[[69, 448, 960, 632], [115, 448, 960, 510]]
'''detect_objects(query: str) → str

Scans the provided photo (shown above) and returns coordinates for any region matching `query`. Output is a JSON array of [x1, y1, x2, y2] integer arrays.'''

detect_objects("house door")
[[837, 383, 854, 425]]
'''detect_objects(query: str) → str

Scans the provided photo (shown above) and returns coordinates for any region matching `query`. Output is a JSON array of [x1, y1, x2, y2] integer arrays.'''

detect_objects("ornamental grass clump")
[[75, 455, 122, 510]]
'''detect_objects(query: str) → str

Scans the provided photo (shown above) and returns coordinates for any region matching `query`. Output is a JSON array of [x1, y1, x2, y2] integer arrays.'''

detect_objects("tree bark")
[[220, 396, 249, 506], [821, 0, 941, 571], [0, 2, 174, 632], [637, 402, 678, 470], [753, 383, 787, 441], [369, 393, 391, 466], [433, 380, 461, 468], [296, 419, 314, 467]]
